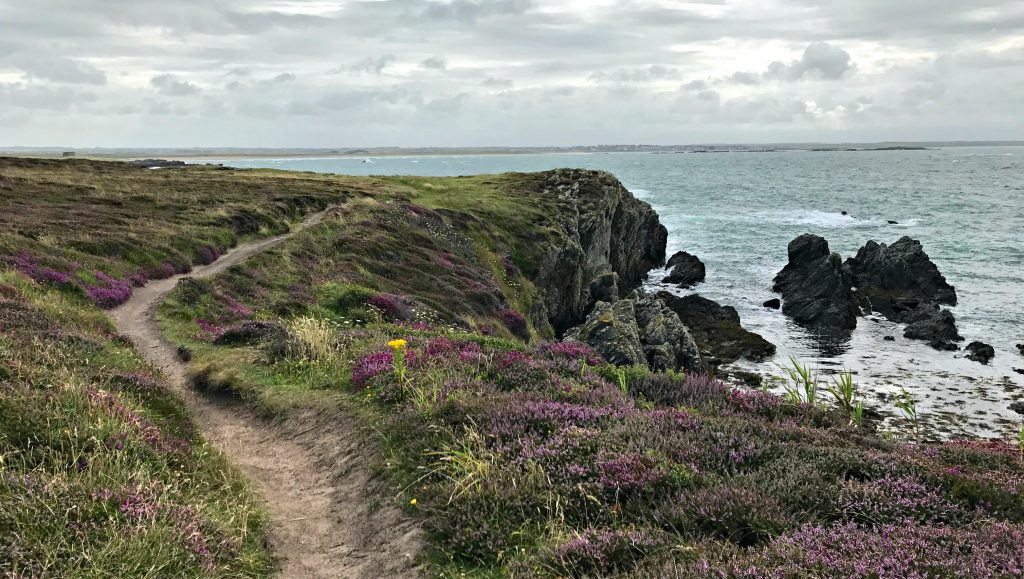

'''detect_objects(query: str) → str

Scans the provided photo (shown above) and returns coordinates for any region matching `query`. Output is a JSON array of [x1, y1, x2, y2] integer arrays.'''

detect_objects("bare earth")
[[109, 211, 423, 579]]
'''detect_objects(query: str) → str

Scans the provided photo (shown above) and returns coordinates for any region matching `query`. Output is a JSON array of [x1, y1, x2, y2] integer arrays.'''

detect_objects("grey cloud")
[[482, 77, 514, 89], [765, 42, 855, 81], [343, 55, 396, 75], [421, 56, 448, 71], [424, 0, 534, 22], [10, 56, 107, 85], [590, 65, 680, 83], [151, 74, 201, 96]]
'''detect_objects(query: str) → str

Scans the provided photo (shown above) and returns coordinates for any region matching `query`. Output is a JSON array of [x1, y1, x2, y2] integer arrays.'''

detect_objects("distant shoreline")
[[2, 141, 1022, 162]]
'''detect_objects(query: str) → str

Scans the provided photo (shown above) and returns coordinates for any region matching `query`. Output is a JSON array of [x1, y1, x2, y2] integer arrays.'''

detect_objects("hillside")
[[3, 158, 1024, 577]]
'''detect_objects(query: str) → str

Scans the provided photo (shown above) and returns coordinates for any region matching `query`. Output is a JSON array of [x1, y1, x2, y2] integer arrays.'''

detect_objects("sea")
[[202, 148, 1024, 438]]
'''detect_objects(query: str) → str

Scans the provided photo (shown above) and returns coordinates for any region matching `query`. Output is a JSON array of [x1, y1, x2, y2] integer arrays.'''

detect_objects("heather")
[[0, 270, 270, 576], [155, 201, 1024, 577]]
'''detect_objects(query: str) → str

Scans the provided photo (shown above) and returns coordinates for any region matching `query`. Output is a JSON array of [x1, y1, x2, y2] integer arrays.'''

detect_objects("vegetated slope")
[[154, 169, 1024, 577], [0, 157, 374, 576]]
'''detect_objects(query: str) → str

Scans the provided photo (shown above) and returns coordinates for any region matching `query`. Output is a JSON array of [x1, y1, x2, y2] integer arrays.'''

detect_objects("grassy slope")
[[5, 158, 1024, 578], [152, 172, 1024, 576]]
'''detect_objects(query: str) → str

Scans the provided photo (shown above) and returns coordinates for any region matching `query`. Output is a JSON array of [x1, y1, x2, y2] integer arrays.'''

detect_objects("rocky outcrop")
[[529, 170, 667, 335], [965, 342, 995, 365], [902, 305, 962, 344], [564, 300, 645, 367], [1017, 344, 1024, 356], [846, 236, 963, 345], [846, 236, 957, 317], [763, 298, 781, 310], [657, 291, 776, 366], [663, 251, 705, 287], [772, 234, 859, 332], [565, 290, 705, 374]]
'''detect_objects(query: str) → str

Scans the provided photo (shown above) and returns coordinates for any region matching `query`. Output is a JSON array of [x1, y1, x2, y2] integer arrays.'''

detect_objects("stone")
[[884, 336, 896, 341], [903, 306, 962, 343], [530, 169, 667, 336], [1017, 344, 1024, 356], [564, 300, 645, 367], [965, 341, 995, 365], [663, 251, 706, 287], [763, 298, 781, 310], [929, 340, 960, 352], [772, 234, 859, 332], [657, 291, 776, 366], [1010, 401, 1024, 415], [846, 236, 957, 317]]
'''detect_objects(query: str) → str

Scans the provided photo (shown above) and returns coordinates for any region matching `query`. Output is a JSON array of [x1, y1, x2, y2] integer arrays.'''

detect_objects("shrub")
[[656, 485, 794, 547], [498, 308, 529, 339], [546, 529, 661, 577]]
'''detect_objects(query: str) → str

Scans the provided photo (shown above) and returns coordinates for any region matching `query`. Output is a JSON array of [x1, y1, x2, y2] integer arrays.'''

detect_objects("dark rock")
[[1010, 401, 1024, 415], [725, 370, 763, 388], [176, 345, 193, 362], [841, 211, 849, 216], [772, 234, 859, 332], [965, 341, 995, 365], [663, 251, 706, 287], [586, 268, 620, 306], [564, 300, 646, 367], [632, 291, 705, 373], [846, 236, 957, 318], [657, 291, 776, 366], [214, 321, 289, 346], [1013, 368, 1024, 375], [929, 340, 960, 352], [763, 298, 781, 310], [883, 336, 896, 341], [530, 169, 667, 336], [566, 292, 706, 374], [1017, 344, 1024, 356], [902, 306, 962, 343], [887, 220, 899, 225], [128, 159, 187, 169]]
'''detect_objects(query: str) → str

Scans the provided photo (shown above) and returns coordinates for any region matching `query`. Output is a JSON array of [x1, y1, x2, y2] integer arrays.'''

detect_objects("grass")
[[7, 157, 1024, 577]]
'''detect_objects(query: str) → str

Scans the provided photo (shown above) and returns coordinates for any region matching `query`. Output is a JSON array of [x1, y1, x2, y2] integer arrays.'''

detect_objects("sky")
[[1, 0, 1022, 147]]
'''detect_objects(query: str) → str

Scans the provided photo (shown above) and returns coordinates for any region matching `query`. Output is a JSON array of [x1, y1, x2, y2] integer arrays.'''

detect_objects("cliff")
[[528, 169, 667, 335]]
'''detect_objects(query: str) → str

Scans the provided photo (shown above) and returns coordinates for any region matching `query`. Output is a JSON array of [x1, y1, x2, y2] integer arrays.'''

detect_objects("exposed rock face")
[[772, 234, 859, 332], [902, 306, 962, 343], [663, 251, 706, 287], [763, 298, 781, 310], [564, 300, 645, 367], [965, 341, 995, 365], [846, 236, 957, 316], [657, 291, 776, 366], [530, 170, 667, 335], [565, 291, 705, 374]]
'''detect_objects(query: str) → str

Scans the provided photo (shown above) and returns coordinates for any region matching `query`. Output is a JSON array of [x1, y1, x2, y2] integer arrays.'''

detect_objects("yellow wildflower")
[[388, 339, 408, 350], [409, 498, 417, 506]]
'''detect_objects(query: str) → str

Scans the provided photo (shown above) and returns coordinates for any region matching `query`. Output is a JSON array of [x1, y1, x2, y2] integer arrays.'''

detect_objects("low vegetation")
[[4, 157, 1024, 577]]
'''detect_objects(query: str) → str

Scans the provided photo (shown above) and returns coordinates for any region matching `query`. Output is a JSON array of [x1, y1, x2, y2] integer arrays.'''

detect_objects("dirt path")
[[110, 212, 423, 578]]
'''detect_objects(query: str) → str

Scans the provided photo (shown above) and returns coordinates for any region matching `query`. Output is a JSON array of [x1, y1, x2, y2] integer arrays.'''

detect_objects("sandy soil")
[[109, 211, 424, 578]]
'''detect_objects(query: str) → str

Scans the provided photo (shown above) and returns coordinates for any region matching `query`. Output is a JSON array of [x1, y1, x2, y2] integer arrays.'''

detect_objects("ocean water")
[[205, 148, 1024, 437]]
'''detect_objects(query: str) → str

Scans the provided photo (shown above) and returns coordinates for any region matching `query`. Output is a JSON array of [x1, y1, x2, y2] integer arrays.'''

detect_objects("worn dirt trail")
[[110, 211, 423, 578]]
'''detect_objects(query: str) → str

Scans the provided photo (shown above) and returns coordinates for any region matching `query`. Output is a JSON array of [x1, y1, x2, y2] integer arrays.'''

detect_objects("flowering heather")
[[498, 308, 529, 337], [549, 529, 660, 577], [84, 386, 189, 455], [540, 341, 604, 365], [128, 269, 148, 288], [351, 350, 394, 387], [436, 253, 455, 270], [501, 256, 518, 278], [195, 319, 227, 341], [596, 451, 663, 492], [837, 474, 968, 525], [225, 297, 254, 319], [194, 245, 221, 266], [84, 271, 133, 309], [368, 293, 406, 320], [38, 267, 72, 285], [147, 261, 177, 280]]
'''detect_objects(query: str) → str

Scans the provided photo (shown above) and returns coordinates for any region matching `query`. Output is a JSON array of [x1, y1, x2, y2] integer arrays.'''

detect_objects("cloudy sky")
[[1, 0, 1022, 147]]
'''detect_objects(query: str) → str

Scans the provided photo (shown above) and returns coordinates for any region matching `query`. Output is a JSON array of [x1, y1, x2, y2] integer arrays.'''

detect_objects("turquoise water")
[[205, 148, 1024, 436]]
